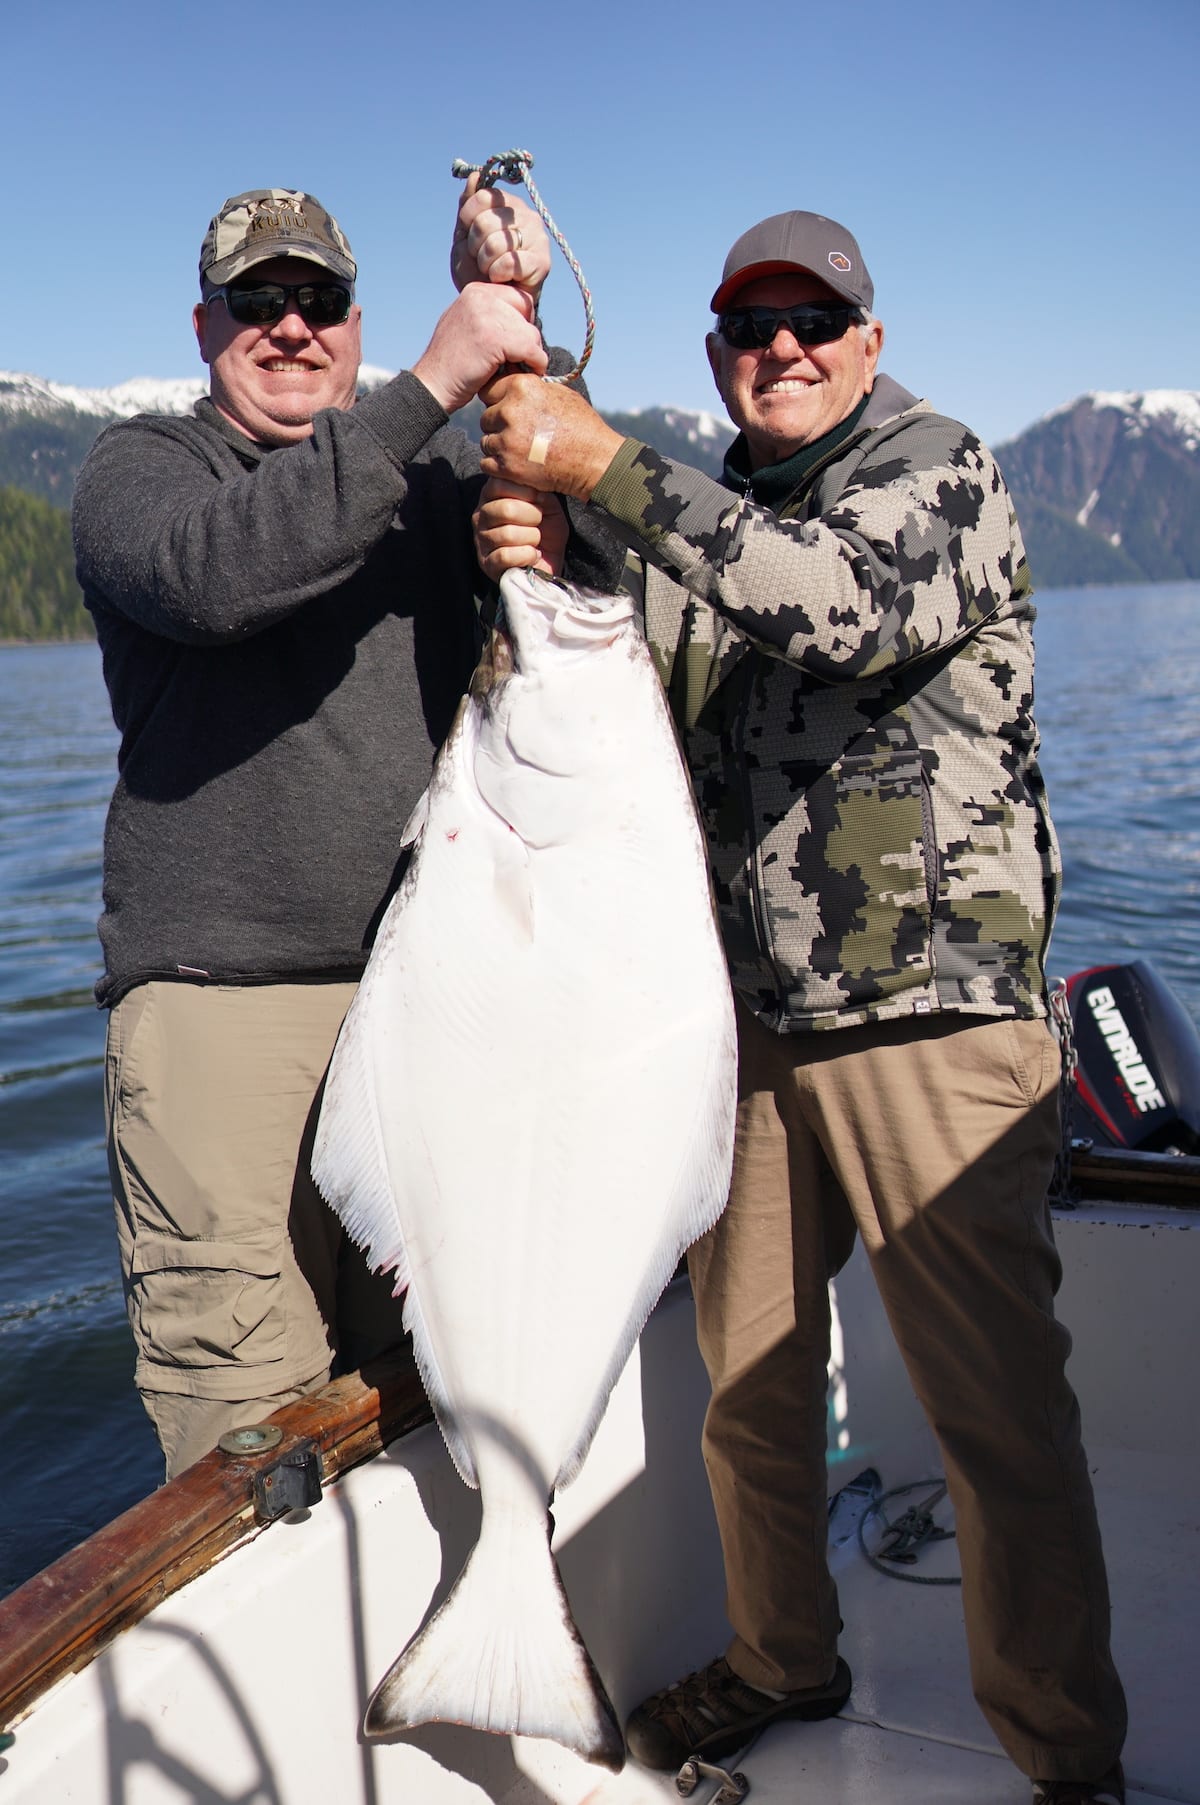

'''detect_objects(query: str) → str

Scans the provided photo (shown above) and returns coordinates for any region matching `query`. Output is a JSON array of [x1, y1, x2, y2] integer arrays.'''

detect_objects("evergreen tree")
[[0, 487, 92, 641]]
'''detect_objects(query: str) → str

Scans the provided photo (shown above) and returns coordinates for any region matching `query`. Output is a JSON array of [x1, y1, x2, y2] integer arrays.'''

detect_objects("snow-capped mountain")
[[1, 369, 1196, 588], [599, 405, 733, 478], [995, 390, 1200, 588], [1033, 389, 1200, 451], [0, 366, 402, 507], [0, 371, 208, 420], [0, 366, 398, 422]]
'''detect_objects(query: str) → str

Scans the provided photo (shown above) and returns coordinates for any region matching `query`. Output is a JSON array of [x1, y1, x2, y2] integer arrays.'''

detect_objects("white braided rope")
[[451, 148, 594, 384]]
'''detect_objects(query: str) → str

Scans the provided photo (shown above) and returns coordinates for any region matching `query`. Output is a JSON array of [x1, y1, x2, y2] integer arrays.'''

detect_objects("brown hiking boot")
[[624, 1653, 852, 1771]]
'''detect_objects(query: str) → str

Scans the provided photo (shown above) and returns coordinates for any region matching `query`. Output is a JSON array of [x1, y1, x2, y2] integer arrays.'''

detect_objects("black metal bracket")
[[252, 1438, 323, 1522]]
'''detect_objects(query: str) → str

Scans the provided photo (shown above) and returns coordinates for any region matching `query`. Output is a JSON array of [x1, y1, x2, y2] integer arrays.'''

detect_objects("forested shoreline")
[[2, 380, 1199, 641], [0, 487, 91, 641]]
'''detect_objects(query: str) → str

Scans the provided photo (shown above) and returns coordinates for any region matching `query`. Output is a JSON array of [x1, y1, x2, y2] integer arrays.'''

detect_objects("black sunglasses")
[[211, 280, 354, 328], [717, 303, 858, 350]]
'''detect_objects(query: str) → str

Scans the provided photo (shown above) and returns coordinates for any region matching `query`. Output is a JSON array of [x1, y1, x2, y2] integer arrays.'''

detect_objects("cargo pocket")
[[126, 1229, 288, 1396], [769, 747, 934, 1011], [1002, 1014, 1061, 1111]]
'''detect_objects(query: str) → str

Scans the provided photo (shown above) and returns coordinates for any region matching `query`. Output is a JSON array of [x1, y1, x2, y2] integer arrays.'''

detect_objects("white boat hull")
[[1, 1204, 1195, 1803]]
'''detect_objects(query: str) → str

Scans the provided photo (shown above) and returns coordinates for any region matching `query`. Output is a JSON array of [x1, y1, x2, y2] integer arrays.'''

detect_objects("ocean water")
[[1, 579, 1199, 1597], [0, 643, 161, 1594]]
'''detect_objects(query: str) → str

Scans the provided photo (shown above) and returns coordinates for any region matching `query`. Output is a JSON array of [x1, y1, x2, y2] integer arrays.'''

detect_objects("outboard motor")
[[1064, 960, 1200, 1154]]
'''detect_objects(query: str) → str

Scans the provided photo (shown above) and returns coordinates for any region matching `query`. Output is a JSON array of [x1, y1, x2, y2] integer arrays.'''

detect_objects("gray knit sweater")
[[73, 367, 621, 1006]]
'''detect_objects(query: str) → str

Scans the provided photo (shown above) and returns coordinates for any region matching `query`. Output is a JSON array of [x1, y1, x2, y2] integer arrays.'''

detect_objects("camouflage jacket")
[[589, 375, 1060, 1033]]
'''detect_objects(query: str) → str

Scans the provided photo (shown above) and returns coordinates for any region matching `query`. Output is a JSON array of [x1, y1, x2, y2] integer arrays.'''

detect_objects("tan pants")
[[105, 981, 405, 1478], [689, 1001, 1127, 1782]]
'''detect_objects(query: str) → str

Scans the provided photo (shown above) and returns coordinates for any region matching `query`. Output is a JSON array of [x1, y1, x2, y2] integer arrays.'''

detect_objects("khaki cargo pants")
[[689, 1000, 1127, 1782], [105, 980, 405, 1478]]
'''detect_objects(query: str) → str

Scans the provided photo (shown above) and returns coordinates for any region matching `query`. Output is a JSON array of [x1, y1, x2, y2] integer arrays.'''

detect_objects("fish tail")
[[363, 1507, 624, 1771]]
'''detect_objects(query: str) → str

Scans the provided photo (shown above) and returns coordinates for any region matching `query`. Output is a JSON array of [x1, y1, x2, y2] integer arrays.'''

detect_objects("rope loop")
[[452, 149, 594, 384], [857, 1477, 961, 1587]]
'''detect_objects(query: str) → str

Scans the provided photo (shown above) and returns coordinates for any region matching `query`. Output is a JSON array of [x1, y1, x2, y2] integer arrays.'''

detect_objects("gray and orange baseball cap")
[[710, 211, 873, 314], [199, 189, 357, 288]]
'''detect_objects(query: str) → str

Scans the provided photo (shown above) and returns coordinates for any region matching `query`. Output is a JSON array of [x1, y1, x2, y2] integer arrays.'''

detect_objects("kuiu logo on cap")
[[249, 198, 309, 236], [828, 252, 852, 273]]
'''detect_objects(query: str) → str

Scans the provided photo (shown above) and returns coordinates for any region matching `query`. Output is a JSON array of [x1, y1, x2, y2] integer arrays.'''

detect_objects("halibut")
[[311, 568, 736, 1770]]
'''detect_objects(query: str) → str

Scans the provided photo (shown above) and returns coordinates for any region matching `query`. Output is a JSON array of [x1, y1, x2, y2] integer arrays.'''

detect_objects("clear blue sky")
[[3, 0, 1196, 446]]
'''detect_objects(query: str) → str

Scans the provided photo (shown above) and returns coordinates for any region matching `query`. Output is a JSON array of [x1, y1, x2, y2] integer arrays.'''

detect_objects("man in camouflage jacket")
[[476, 211, 1127, 1804], [618, 381, 1058, 1033]]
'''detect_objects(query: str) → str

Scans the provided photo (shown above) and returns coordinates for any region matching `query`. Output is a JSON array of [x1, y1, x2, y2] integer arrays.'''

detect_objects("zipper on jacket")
[[777, 422, 877, 521], [920, 762, 940, 999], [725, 433, 878, 1024]]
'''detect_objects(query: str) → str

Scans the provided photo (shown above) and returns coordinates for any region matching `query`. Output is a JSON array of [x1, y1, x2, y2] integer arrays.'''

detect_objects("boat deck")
[[558, 1440, 1198, 1805], [0, 1204, 1194, 1804], [502, 1201, 1200, 1804]]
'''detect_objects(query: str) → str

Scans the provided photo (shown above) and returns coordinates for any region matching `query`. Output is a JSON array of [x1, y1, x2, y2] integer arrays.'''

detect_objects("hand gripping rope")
[[451, 148, 594, 384]]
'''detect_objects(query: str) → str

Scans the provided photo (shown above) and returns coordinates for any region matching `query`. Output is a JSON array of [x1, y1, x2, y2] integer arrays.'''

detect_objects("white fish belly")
[[315, 594, 735, 1501]]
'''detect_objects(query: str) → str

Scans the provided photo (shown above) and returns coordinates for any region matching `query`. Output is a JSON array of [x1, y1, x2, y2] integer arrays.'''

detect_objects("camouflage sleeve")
[[590, 425, 1029, 683]]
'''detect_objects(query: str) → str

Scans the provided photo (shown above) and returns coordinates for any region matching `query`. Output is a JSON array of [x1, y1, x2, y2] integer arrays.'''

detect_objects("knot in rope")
[[451, 148, 535, 190], [452, 149, 594, 384], [857, 1478, 961, 1587]]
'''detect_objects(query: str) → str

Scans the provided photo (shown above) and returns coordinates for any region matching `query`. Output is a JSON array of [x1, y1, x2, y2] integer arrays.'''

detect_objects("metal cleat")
[[675, 1754, 750, 1801]]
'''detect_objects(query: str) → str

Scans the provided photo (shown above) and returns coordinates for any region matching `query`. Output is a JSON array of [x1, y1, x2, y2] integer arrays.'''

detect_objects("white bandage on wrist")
[[527, 421, 555, 466]]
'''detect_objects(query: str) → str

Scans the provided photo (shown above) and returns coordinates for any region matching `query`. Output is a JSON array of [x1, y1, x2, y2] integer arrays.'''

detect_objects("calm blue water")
[[0, 643, 161, 1595], [2, 580, 1199, 1598]]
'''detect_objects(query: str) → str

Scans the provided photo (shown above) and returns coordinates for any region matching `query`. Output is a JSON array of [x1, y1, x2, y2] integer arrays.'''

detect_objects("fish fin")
[[400, 1285, 478, 1488], [312, 997, 480, 1488], [555, 1001, 738, 1492], [363, 1509, 623, 1772], [310, 985, 411, 1292], [399, 786, 430, 849], [659, 996, 740, 1249]]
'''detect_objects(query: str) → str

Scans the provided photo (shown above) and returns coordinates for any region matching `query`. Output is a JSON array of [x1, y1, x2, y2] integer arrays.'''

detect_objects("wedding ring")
[[514, 227, 524, 252]]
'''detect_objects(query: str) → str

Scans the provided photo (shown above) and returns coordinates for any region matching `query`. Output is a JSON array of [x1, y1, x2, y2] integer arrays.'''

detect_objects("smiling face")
[[193, 255, 362, 446], [706, 271, 883, 469]]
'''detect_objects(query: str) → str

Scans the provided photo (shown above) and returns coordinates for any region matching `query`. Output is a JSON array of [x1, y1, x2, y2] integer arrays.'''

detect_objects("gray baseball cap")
[[199, 188, 356, 287], [711, 211, 873, 314]]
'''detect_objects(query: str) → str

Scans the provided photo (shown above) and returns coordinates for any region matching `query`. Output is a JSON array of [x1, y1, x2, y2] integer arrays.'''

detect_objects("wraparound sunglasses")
[[717, 302, 858, 349], [210, 280, 353, 327]]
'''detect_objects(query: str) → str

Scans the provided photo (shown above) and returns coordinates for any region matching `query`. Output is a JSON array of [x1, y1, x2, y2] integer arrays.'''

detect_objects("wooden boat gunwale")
[[1065, 1140, 1200, 1205], [0, 1345, 430, 1733]]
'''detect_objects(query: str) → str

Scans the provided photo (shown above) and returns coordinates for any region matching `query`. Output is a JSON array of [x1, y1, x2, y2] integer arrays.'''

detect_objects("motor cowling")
[[1064, 960, 1200, 1154]]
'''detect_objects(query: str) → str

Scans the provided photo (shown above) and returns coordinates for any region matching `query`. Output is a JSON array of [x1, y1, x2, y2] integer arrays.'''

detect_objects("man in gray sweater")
[[73, 184, 620, 1478]]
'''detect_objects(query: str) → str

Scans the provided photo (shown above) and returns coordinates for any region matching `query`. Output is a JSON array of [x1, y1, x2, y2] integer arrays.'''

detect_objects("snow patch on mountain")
[[1036, 389, 1200, 451], [620, 405, 733, 442], [0, 365, 400, 421], [0, 371, 207, 419], [358, 364, 395, 391]]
